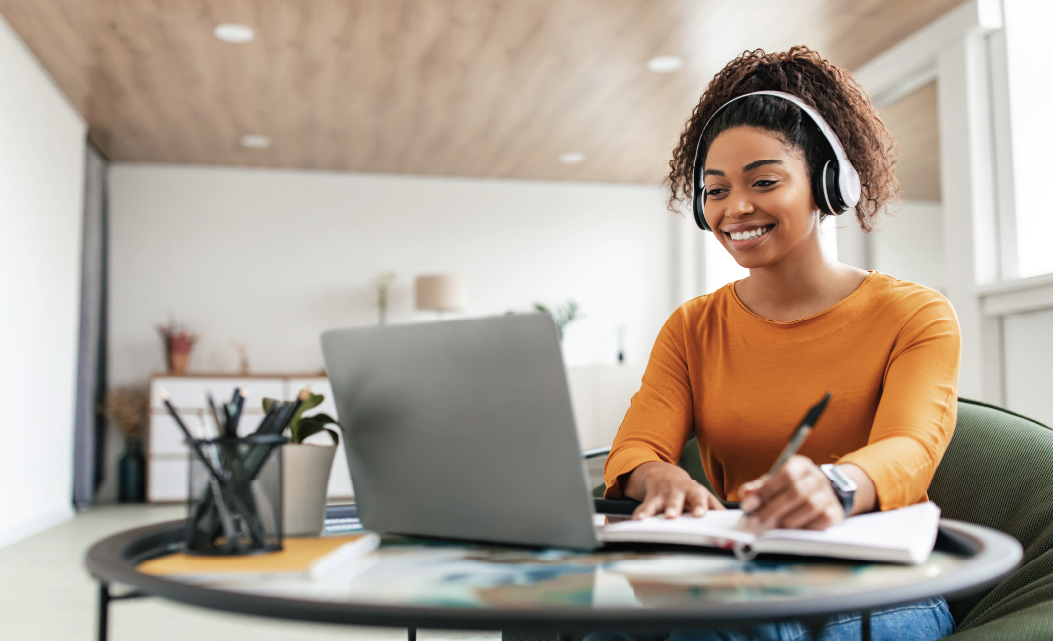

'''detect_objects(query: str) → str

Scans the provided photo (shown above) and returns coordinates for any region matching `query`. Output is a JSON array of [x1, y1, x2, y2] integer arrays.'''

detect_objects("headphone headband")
[[690, 90, 862, 231]]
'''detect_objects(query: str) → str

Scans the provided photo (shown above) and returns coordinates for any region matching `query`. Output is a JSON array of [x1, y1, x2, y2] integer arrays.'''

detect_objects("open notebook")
[[599, 501, 941, 564]]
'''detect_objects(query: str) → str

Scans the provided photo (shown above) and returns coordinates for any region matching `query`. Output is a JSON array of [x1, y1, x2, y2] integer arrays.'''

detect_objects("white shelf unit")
[[146, 375, 353, 503]]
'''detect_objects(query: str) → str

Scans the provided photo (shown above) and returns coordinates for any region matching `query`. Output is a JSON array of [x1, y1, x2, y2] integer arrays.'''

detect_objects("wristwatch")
[[820, 464, 858, 517]]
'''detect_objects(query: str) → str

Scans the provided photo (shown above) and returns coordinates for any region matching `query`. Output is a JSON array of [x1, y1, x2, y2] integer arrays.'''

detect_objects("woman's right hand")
[[624, 461, 725, 519]]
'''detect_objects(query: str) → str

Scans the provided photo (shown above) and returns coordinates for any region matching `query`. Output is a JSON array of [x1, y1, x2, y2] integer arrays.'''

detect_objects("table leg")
[[408, 627, 416, 641], [861, 610, 871, 641], [98, 582, 111, 641]]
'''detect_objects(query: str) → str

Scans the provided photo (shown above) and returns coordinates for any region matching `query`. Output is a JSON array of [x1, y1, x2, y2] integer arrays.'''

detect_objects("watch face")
[[821, 464, 857, 493]]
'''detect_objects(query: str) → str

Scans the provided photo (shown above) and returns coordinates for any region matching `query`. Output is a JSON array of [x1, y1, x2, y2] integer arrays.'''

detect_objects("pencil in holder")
[[184, 433, 285, 555]]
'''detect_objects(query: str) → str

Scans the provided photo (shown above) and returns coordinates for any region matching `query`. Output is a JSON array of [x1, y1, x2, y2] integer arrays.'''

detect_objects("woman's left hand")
[[738, 455, 843, 531]]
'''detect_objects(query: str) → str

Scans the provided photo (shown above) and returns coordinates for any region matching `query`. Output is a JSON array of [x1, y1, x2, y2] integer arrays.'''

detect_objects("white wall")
[[0, 14, 86, 546], [871, 200, 946, 292], [107, 164, 674, 385], [1004, 307, 1053, 427]]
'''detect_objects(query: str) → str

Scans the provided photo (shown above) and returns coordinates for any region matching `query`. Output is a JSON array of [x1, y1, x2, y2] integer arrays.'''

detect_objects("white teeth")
[[729, 226, 770, 241]]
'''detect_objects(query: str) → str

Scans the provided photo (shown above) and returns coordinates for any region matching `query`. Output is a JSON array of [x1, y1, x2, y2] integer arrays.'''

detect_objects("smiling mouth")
[[725, 225, 774, 242]]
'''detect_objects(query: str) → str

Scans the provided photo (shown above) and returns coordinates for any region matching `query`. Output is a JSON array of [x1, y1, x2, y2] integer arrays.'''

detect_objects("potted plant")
[[264, 392, 342, 537], [533, 300, 581, 342]]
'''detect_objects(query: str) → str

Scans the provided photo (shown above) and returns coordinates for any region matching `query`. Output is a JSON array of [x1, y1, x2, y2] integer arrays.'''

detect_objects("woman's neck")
[[734, 234, 868, 322]]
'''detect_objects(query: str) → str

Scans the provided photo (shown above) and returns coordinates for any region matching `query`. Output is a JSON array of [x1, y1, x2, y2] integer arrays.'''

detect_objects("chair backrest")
[[677, 435, 716, 495], [928, 399, 1053, 630]]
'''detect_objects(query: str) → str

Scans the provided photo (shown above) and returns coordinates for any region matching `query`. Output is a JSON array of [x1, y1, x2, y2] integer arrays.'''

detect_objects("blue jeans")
[[584, 596, 954, 641]]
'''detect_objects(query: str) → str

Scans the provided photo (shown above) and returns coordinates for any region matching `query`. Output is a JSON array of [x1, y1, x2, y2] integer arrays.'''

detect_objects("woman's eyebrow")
[[744, 159, 784, 172], [702, 168, 724, 177]]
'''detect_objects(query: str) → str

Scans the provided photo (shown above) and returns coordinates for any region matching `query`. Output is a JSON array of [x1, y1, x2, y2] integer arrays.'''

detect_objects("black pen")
[[764, 391, 832, 478], [742, 392, 832, 520]]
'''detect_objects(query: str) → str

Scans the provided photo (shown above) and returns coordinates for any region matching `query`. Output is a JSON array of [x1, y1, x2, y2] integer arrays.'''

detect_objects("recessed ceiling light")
[[559, 152, 586, 164], [240, 134, 271, 149], [214, 23, 255, 43], [647, 56, 685, 73]]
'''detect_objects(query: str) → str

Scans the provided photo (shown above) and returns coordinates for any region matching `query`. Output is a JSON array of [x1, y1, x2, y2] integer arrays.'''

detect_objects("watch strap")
[[820, 463, 856, 517]]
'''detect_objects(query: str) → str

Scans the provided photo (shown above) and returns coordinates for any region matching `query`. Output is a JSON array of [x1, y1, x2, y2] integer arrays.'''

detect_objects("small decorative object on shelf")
[[533, 300, 581, 342], [103, 387, 148, 503], [264, 391, 343, 537], [233, 341, 250, 375], [373, 272, 396, 326], [157, 319, 198, 375]]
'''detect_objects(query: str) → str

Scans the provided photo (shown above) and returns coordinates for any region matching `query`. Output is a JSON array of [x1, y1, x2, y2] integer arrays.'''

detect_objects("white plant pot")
[[282, 443, 337, 537]]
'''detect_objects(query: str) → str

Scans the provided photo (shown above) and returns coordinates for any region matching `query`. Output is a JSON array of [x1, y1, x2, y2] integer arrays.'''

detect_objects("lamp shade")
[[414, 274, 466, 312]]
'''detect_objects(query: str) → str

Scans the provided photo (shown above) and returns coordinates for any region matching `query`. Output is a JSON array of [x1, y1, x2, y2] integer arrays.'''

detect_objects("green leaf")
[[262, 397, 279, 413], [291, 417, 329, 444], [324, 427, 340, 444], [288, 392, 325, 432], [307, 413, 339, 427]]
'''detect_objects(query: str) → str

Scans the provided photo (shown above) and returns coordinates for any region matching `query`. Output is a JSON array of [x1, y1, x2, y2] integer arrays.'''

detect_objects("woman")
[[599, 47, 960, 640]]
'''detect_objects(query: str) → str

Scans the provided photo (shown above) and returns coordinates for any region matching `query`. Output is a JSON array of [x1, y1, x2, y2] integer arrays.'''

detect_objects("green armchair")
[[926, 399, 1053, 638]]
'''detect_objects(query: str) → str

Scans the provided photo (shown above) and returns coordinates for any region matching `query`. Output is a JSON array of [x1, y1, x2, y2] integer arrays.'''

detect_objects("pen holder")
[[184, 434, 285, 556]]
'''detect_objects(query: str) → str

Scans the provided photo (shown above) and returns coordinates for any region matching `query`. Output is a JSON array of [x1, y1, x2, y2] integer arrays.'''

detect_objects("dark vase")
[[118, 440, 146, 503]]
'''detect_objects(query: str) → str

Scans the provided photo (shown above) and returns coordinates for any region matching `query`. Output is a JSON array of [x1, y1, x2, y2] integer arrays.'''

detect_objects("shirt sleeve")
[[603, 307, 696, 498], [837, 294, 961, 510]]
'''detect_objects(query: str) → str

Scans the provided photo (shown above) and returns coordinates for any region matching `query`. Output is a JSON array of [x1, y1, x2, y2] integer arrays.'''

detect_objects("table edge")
[[83, 518, 1023, 632]]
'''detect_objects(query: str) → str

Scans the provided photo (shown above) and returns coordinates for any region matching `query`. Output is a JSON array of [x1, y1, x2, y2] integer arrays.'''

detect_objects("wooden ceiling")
[[882, 81, 941, 201], [0, 0, 962, 184]]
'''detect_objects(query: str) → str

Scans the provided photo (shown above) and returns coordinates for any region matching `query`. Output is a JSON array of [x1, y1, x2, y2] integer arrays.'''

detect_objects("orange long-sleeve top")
[[604, 272, 961, 510]]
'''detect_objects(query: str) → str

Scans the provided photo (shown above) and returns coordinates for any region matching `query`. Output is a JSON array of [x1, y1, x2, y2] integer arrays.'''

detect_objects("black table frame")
[[85, 506, 1021, 641]]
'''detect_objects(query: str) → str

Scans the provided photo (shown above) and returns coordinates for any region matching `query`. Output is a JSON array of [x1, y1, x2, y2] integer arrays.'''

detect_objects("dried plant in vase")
[[157, 320, 199, 375], [103, 387, 149, 502], [374, 272, 396, 326]]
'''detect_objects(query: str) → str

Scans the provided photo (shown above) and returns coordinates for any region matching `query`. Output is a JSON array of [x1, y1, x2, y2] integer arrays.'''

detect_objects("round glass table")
[[85, 507, 1022, 641]]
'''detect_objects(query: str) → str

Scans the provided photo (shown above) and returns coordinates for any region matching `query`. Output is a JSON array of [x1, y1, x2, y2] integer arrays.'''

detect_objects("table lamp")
[[414, 274, 466, 318]]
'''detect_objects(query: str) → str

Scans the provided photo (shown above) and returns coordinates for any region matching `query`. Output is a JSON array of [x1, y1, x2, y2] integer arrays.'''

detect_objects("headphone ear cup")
[[825, 160, 849, 212], [813, 160, 832, 215], [694, 189, 711, 231]]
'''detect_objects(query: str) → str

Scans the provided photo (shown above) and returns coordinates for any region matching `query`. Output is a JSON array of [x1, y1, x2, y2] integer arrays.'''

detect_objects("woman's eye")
[[705, 187, 728, 198], [754, 179, 778, 188]]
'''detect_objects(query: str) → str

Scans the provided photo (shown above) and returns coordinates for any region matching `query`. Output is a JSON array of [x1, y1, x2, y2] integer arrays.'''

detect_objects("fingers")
[[781, 498, 843, 530], [662, 489, 687, 519], [632, 492, 668, 520], [739, 456, 842, 531], [632, 489, 686, 519], [749, 471, 825, 527], [633, 480, 721, 520], [684, 484, 711, 517], [741, 456, 811, 511]]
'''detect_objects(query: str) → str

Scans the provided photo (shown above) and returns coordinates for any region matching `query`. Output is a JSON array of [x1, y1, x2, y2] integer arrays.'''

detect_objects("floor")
[[0, 504, 501, 641]]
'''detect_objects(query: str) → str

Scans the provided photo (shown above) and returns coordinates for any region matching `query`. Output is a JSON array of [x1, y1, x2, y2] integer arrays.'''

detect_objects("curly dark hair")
[[667, 46, 898, 232]]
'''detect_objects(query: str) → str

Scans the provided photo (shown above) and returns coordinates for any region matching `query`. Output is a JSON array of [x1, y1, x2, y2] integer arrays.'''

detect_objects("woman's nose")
[[726, 191, 755, 218]]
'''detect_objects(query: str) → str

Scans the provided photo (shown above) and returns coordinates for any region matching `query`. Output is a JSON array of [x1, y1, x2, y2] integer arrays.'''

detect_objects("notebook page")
[[753, 502, 941, 563], [599, 509, 755, 546]]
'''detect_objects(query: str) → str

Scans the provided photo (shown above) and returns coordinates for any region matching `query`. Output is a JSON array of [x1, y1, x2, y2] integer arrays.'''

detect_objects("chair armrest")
[[582, 446, 611, 460]]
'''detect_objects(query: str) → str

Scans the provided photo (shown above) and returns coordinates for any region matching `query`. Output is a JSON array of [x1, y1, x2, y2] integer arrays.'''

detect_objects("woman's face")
[[702, 126, 820, 269]]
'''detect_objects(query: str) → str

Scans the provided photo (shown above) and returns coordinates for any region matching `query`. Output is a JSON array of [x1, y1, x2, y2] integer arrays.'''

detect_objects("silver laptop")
[[320, 313, 601, 550]]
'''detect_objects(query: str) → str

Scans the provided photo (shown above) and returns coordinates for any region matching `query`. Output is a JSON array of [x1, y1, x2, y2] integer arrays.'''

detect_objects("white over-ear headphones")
[[690, 90, 861, 232]]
